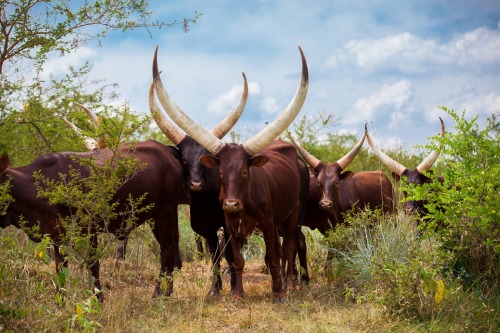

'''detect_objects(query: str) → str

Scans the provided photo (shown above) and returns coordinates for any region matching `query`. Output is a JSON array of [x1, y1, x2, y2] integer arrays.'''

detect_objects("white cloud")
[[260, 97, 280, 114], [325, 26, 500, 74], [424, 84, 500, 123], [345, 80, 413, 126], [39, 47, 97, 80], [207, 82, 261, 115]]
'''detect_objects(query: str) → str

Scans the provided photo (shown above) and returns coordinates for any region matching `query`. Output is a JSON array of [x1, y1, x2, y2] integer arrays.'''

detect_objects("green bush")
[[405, 108, 500, 295]]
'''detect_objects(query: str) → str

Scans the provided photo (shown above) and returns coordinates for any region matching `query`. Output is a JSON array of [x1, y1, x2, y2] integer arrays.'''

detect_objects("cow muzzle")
[[223, 199, 242, 212], [319, 199, 333, 211], [189, 181, 203, 192]]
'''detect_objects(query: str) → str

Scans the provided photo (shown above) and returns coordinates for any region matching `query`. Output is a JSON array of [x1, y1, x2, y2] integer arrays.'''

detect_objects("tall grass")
[[323, 209, 499, 332]]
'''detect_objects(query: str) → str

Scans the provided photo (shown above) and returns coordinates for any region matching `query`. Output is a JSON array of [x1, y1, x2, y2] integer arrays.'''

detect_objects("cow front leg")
[[263, 227, 285, 303], [228, 234, 245, 300], [222, 228, 237, 294], [88, 235, 103, 302], [206, 232, 223, 296]]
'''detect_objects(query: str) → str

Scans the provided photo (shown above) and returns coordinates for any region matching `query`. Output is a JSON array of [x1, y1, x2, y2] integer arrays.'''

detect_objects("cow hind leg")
[[152, 208, 181, 298], [115, 239, 128, 261], [296, 228, 310, 284]]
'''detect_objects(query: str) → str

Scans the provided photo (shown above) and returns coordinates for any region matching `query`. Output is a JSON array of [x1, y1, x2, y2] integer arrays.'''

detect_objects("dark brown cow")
[[152, 46, 309, 302], [149, 68, 250, 296], [289, 132, 395, 230], [292, 167, 328, 282], [364, 118, 445, 214], [0, 140, 188, 300]]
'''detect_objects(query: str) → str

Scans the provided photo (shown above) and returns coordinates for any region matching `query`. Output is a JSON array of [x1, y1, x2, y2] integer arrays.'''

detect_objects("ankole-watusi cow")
[[61, 105, 131, 260], [0, 132, 188, 300], [288, 132, 396, 230], [149, 63, 250, 296], [152, 46, 309, 302], [364, 118, 445, 214]]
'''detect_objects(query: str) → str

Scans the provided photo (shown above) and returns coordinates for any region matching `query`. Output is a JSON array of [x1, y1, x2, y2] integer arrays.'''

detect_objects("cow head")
[[149, 67, 248, 193], [288, 131, 365, 214], [152, 46, 308, 214], [364, 118, 445, 214], [199, 143, 269, 212]]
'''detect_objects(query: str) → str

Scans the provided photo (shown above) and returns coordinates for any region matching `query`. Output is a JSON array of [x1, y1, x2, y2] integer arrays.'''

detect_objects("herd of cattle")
[[0, 46, 445, 302]]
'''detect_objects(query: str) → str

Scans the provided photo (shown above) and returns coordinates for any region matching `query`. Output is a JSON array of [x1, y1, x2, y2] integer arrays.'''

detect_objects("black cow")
[[365, 118, 445, 214], [149, 60, 250, 295]]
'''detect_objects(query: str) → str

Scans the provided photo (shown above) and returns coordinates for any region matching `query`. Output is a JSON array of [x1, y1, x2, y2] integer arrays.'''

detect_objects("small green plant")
[[66, 291, 103, 332]]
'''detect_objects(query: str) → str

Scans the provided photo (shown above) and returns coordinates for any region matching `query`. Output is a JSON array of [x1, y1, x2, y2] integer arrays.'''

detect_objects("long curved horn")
[[151, 73, 247, 144], [76, 104, 107, 149], [76, 103, 100, 129], [336, 133, 365, 170], [243, 46, 309, 156], [60, 116, 97, 151], [286, 130, 321, 169], [416, 117, 445, 172], [149, 82, 186, 145], [153, 46, 225, 155], [210, 73, 248, 139], [365, 124, 407, 176]]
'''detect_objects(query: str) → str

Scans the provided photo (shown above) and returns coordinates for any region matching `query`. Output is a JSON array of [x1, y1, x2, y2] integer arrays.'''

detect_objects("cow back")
[[338, 170, 395, 214]]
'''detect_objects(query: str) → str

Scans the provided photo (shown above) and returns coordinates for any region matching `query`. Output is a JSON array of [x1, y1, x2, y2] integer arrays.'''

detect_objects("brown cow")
[[289, 132, 396, 230], [364, 118, 445, 214], [0, 140, 188, 301], [149, 73, 249, 296], [152, 46, 309, 302]]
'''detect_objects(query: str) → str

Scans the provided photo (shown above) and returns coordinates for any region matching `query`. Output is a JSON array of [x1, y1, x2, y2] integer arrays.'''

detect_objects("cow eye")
[[242, 169, 248, 177], [219, 170, 223, 178]]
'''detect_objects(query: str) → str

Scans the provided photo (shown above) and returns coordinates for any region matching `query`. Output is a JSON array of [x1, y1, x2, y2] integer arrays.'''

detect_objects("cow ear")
[[0, 153, 9, 173], [199, 155, 220, 168], [340, 170, 355, 180], [391, 171, 401, 181], [250, 154, 269, 167]]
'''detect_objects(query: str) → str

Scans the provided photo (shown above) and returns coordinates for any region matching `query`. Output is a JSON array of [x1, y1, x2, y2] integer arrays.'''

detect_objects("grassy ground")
[[1, 214, 497, 332], [3, 256, 419, 333]]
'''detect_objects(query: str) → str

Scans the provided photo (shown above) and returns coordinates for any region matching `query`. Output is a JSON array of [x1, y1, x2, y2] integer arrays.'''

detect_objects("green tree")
[[0, 0, 197, 165], [0, 0, 199, 77]]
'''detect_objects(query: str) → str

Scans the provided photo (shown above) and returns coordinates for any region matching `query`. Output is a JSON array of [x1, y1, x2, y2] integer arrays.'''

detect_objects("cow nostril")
[[224, 200, 241, 212], [189, 182, 202, 191]]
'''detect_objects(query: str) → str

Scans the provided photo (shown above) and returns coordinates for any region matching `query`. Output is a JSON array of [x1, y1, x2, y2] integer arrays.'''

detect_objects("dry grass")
[[94, 259, 403, 333], [1, 248, 420, 333]]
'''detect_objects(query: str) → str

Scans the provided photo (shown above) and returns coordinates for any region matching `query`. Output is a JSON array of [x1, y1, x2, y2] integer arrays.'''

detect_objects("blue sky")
[[42, 0, 500, 151]]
